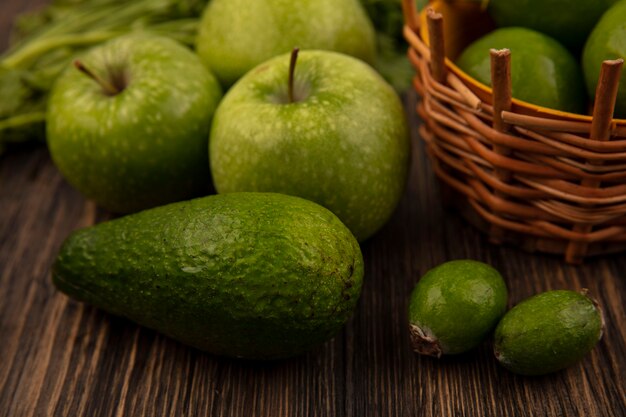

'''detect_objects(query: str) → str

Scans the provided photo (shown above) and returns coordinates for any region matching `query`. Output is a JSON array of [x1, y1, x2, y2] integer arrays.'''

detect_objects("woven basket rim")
[[402, 0, 626, 263], [448, 60, 626, 126], [414, 6, 626, 126]]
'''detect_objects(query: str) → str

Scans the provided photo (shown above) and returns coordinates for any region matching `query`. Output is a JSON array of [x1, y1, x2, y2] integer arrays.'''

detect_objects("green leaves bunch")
[[0, 0, 208, 150]]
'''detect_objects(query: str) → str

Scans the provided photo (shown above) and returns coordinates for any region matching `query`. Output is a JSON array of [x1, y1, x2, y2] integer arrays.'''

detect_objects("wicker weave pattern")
[[402, 2, 626, 263]]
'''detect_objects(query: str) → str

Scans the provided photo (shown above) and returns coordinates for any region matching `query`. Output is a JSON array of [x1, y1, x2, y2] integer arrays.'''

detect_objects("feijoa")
[[408, 260, 508, 357], [487, 0, 617, 51], [494, 290, 604, 376], [582, 0, 626, 119], [456, 27, 587, 114]]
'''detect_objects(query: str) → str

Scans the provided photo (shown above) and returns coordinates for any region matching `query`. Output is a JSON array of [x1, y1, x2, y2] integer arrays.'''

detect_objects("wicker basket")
[[401, 0, 626, 263]]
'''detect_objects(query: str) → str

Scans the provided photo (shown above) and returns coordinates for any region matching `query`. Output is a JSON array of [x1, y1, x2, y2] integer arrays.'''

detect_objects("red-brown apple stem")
[[288, 48, 300, 104], [74, 60, 119, 96]]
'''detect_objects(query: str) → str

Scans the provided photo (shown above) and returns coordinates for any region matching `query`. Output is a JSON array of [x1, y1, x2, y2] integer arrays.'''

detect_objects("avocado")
[[408, 260, 508, 357], [494, 290, 604, 376], [52, 192, 364, 359]]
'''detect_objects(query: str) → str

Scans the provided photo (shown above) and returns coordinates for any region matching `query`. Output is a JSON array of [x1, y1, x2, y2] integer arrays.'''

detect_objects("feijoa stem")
[[74, 60, 119, 96], [409, 324, 443, 358], [288, 47, 300, 104], [581, 288, 606, 340]]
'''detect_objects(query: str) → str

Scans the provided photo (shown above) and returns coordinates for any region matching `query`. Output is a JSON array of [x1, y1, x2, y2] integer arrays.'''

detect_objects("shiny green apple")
[[195, 0, 376, 87], [209, 50, 410, 241], [47, 34, 223, 213]]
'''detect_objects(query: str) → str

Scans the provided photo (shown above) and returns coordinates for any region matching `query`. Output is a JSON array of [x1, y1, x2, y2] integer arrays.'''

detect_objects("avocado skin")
[[494, 290, 603, 376], [52, 192, 363, 359]]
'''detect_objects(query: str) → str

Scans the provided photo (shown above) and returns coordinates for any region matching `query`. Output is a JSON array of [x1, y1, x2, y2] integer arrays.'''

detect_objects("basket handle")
[[401, 0, 420, 33], [565, 58, 624, 263], [425, 8, 446, 84], [488, 49, 513, 243]]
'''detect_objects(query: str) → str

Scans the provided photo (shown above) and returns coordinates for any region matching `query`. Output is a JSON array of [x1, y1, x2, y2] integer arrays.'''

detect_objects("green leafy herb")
[[361, 0, 415, 92], [0, 0, 208, 150]]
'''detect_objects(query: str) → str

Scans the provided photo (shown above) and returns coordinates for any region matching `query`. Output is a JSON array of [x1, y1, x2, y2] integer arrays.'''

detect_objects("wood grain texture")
[[1, 3, 625, 416]]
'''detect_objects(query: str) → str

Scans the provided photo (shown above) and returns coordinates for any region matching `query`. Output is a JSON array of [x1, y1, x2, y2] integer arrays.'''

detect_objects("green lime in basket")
[[456, 27, 588, 114], [583, 0, 626, 119], [487, 0, 617, 51]]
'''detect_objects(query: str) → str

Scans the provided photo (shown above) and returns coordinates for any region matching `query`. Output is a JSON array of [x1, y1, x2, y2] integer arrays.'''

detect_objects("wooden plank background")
[[1, 1, 625, 416]]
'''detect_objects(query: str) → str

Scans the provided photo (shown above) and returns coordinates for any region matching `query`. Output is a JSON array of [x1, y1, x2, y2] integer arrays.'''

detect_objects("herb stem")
[[0, 112, 46, 131], [3, 31, 122, 69]]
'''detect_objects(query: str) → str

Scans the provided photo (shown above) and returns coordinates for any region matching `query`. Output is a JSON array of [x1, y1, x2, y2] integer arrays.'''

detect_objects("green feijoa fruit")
[[408, 260, 508, 357], [456, 27, 587, 114], [494, 290, 604, 376], [487, 0, 617, 51], [582, 0, 626, 119]]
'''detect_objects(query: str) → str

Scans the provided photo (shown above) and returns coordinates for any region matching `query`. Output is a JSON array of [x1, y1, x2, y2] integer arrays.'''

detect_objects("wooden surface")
[[1, 3, 625, 417]]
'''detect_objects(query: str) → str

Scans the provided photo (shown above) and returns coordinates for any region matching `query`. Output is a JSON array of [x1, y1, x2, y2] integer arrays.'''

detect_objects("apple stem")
[[288, 48, 300, 104], [73, 60, 119, 96]]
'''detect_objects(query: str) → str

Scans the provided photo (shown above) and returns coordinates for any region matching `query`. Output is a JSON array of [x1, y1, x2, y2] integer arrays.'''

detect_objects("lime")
[[582, 0, 626, 119], [487, 0, 616, 51], [456, 27, 587, 114], [408, 260, 508, 357]]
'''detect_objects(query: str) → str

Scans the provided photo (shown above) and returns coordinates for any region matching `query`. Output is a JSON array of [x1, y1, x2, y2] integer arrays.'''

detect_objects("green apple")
[[487, 0, 617, 51], [195, 0, 376, 87], [209, 50, 410, 241], [583, 0, 626, 119], [457, 27, 587, 114], [47, 34, 223, 213]]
